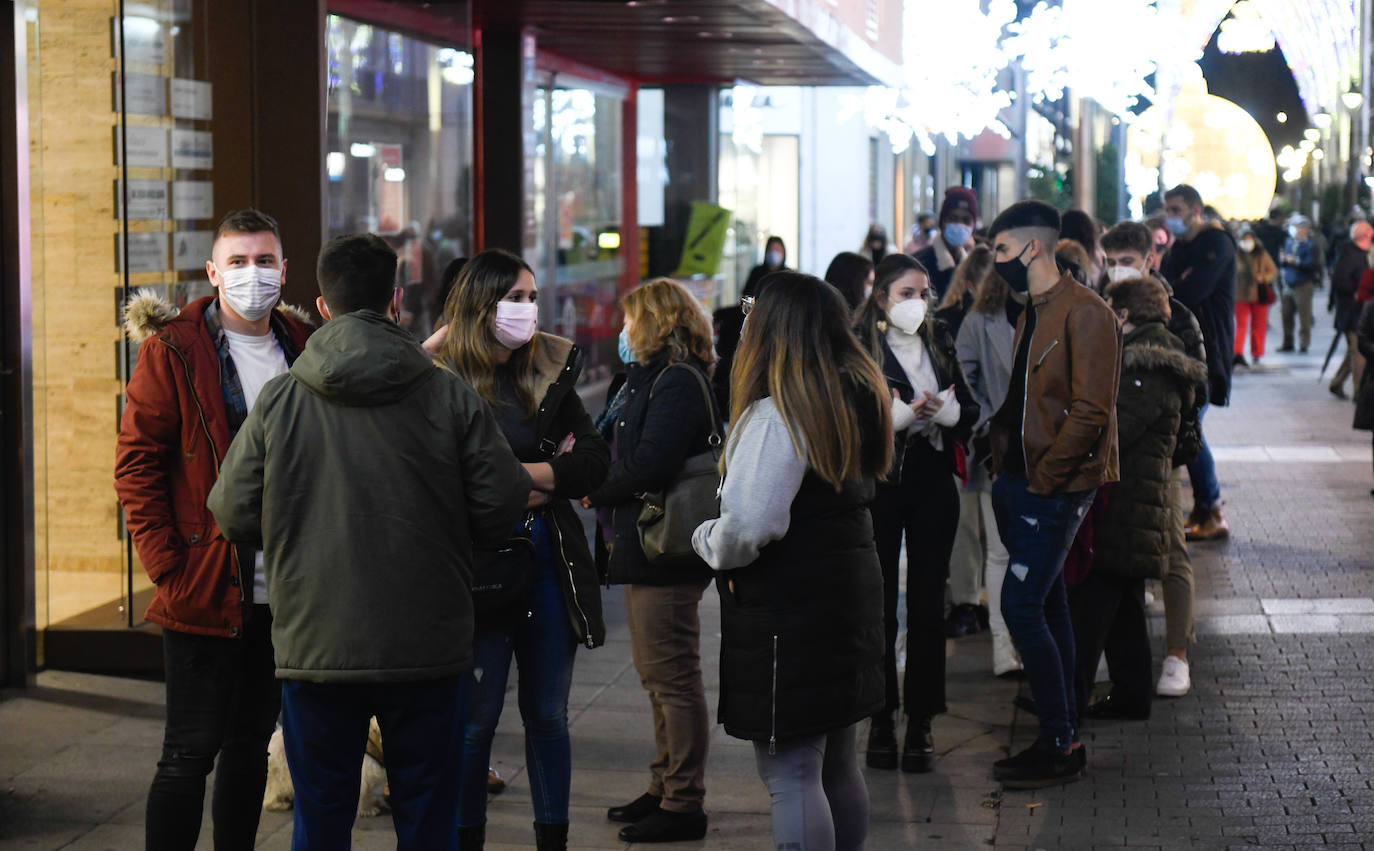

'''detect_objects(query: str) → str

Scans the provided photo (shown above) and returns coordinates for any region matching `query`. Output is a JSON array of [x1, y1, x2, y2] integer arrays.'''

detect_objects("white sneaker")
[[1156, 655, 1191, 697]]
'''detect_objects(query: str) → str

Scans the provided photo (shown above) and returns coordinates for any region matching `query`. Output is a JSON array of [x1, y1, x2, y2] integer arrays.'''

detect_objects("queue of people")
[[114, 185, 1371, 851]]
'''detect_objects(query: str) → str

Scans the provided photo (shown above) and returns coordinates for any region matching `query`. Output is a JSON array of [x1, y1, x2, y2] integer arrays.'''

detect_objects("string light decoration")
[[1244, 0, 1359, 118], [839, 0, 1019, 155], [1216, 0, 1276, 54]]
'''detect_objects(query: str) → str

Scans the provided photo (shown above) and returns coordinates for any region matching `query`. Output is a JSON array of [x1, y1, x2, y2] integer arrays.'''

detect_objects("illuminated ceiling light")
[[1276, 111, 1287, 123], [383, 167, 406, 182], [1216, 0, 1275, 54], [349, 142, 376, 158], [1303, 128, 1321, 142], [597, 231, 621, 250], [1313, 111, 1333, 129], [1343, 88, 1364, 110], [326, 151, 345, 179]]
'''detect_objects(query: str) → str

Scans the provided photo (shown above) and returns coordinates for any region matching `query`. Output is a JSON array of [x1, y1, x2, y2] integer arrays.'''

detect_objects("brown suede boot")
[[1186, 507, 1229, 541]]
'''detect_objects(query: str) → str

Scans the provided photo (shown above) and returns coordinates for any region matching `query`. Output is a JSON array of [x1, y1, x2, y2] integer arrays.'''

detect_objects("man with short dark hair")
[[208, 233, 531, 848], [986, 199, 1121, 788], [1159, 184, 1237, 548], [116, 208, 315, 849]]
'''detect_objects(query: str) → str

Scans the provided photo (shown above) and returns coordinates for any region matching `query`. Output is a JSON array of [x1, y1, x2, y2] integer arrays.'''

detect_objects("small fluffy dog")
[[263, 718, 389, 817]]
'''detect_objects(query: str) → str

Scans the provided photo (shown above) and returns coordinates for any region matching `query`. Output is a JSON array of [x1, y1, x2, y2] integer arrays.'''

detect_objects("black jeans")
[[870, 439, 960, 719], [146, 605, 279, 851], [1068, 570, 1152, 718]]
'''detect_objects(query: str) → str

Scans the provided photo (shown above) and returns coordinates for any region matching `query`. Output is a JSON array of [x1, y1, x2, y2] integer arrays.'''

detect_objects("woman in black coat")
[[585, 278, 722, 844], [434, 248, 611, 850], [1354, 299, 1374, 497], [853, 253, 979, 774], [693, 273, 892, 851]]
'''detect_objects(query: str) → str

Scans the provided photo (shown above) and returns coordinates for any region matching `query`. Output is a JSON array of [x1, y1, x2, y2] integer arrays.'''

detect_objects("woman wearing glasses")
[[584, 278, 721, 844], [853, 253, 979, 774], [694, 272, 891, 851]]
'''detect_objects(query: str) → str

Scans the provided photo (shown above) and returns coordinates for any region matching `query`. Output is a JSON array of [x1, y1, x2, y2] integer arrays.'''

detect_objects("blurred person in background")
[[1278, 217, 1323, 354], [1329, 221, 1372, 399], [934, 245, 994, 341], [1060, 210, 1105, 286], [825, 251, 875, 314], [907, 212, 938, 253], [1233, 226, 1279, 368], [915, 187, 979, 301], [863, 224, 890, 265], [715, 236, 787, 413]]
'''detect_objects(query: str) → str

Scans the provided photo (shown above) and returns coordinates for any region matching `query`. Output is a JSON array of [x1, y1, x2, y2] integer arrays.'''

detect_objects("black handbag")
[[470, 513, 537, 633]]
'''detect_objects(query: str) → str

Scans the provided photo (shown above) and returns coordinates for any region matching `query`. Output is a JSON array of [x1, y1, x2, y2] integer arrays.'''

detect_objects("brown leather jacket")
[[990, 273, 1121, 496]]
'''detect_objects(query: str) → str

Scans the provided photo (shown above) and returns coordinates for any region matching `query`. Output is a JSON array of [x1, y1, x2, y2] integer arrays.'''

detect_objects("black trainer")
[[607, 792, 661, 824], [617, 808, 708, 843], [900, 715, 934, 773], [1084, 692, 1151, 721], [995, 742, 1085, 789]]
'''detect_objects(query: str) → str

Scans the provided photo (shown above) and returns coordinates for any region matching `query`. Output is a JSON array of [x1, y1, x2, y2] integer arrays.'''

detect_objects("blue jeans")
[[992, 475, 1095, 751], [1187, 403, 1221, 511], [459, 516, 578, 826], [280, 676, 467, 851]]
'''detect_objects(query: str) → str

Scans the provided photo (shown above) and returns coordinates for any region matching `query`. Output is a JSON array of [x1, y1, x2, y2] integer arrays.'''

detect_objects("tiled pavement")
[[1, 319, 1371, 849]]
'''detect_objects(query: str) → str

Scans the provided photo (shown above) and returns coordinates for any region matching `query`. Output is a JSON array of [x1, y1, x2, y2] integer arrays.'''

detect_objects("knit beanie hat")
[[939, 187, 980, 225]]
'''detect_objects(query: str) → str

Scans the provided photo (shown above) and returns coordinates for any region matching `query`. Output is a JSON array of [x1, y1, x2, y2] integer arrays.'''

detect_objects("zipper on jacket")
[[769, 634, 779, 755], [1034, 338, 1060, 370], [549, 511, 595, 648], [160, 339, 244, 616], [1019, 320, 1036, 478]]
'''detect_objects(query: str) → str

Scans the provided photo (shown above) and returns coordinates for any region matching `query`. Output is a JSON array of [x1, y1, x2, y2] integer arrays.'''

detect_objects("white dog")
[[263, 718, 389, 818]]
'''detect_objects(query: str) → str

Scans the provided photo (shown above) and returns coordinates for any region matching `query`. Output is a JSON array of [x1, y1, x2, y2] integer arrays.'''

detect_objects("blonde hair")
[[939, 245, 993, 310], [729, 272, 892, 490], [622, 278, 715, 367]]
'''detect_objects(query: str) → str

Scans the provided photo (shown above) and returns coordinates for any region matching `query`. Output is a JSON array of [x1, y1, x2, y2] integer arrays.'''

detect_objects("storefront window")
[[326, 14, 474, 338], [531, 82, 623, 384]]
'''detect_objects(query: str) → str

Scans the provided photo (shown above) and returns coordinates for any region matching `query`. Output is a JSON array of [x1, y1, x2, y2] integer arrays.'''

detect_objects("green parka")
[[208, 310, 531, 683], [1093, 321, 1207, 581]]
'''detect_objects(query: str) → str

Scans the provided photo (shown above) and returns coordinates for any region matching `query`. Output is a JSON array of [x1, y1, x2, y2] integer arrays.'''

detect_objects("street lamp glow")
[[1313, 111, 1333, 129], [1303, 128, 1321, 142], [1311, 148, 1324, 160], [1343, 90, 1364, 110], [1276, 111, 1287, 123]]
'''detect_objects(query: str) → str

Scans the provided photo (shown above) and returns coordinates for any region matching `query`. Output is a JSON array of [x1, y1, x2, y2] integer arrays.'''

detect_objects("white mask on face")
[[217, 265, 282, 321], [493, 301, 539, 349], [887, 296, 927, 335], [1105, 264, 1142, 284]]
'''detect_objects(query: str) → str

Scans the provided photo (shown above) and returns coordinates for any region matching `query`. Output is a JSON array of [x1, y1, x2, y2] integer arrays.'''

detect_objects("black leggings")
[[869, 439, 960, 719]]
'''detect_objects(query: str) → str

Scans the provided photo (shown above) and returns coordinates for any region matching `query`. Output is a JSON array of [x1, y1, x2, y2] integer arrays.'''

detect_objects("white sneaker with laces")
[[1157, 655, 1191, 697]]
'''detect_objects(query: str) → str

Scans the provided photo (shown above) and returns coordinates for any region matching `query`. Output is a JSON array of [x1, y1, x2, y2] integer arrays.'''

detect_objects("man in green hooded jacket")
[[209, 233, 530, 848]]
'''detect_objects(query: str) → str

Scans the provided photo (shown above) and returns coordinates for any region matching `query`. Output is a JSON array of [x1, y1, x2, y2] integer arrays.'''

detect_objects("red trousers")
[[1235, 301, 1270, 358]]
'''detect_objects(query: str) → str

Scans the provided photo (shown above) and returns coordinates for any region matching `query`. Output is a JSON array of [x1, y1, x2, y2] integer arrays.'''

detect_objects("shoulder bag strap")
[[650, 362, 724, 459]]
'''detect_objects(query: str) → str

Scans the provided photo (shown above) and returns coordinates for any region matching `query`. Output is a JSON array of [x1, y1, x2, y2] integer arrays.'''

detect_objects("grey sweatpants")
[[753, 724, 868, 851]]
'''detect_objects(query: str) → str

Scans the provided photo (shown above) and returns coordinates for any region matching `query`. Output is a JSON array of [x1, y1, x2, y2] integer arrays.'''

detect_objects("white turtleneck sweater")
[[886, 326, 960, 448]]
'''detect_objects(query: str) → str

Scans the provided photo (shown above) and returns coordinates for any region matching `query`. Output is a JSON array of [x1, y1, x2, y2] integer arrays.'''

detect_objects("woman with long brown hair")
[[435, 248, 610, 851], [693, 272, 891, 851], [584, 278, 721, 844], [853, 253, 979, 774]]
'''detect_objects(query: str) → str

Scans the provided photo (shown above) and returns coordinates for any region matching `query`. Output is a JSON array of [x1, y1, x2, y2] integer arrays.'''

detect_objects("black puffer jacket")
[[515, 334, 611, 648], [588, 353, 720, 586], [1093, 322, 1207, 581], [716, 470, 885, 745]]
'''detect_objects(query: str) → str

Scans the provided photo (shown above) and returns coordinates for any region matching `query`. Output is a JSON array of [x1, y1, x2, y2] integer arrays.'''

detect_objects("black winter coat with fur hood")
[[1093, 321, 1208, 581]]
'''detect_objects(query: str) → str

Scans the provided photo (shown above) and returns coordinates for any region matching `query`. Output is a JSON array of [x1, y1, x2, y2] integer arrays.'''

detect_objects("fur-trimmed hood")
[[1122, 322, 1209, 386], [122, 288, 315, 344]]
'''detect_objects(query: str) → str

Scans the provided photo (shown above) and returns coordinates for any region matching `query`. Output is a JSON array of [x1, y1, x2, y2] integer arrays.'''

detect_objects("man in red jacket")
[[115, 209, 314, 850]]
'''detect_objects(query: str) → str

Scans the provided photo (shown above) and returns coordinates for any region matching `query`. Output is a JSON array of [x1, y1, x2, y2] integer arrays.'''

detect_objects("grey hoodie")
[[208, 310, 531, 683]]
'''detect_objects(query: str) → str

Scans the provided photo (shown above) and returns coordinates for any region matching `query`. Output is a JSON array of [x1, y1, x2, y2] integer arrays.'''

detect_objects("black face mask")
[[995, 243, 1033, 293]]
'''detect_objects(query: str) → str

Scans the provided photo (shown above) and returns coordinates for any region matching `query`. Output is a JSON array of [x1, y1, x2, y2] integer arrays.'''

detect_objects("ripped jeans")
[[992, 475, 1096, 751]]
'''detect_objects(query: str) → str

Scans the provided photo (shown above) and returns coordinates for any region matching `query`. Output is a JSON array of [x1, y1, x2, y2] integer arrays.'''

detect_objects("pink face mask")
[[493, 301, 539, 349]]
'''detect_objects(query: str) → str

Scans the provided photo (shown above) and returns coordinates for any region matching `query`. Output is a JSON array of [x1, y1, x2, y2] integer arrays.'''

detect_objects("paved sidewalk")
[[2, 319, 1371, 849]]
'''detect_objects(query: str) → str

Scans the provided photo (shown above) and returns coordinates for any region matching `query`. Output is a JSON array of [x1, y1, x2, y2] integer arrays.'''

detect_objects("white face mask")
[[216, 265, 282, 321], [1105, 264, 1142, 284], [493, 301, 539, 349], [887, 296, 927, 335], [1240, 238, 1256, 253]]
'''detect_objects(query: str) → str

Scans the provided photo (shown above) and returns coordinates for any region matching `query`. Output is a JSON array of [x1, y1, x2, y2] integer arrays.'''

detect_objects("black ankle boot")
[[534, 821, 568, 851], [458, 824, 485, 850], [866, 712, 898, 769], [900, 715, 934, 773]]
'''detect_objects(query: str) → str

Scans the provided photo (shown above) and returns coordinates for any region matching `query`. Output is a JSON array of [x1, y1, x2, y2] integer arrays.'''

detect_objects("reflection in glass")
[[326, 14, 473, 338]]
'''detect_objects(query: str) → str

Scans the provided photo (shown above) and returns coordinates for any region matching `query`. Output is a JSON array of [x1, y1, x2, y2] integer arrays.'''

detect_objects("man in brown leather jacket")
[[985, 200, 1122, 789]]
